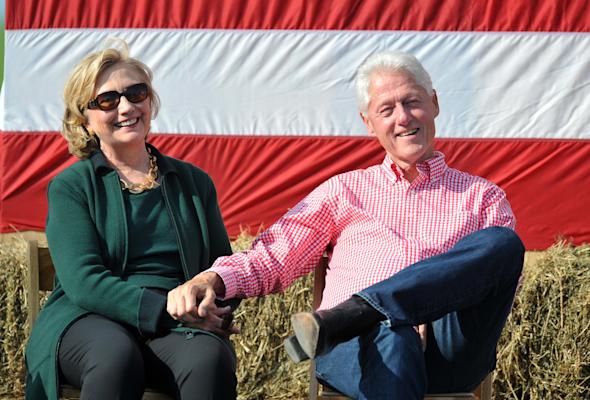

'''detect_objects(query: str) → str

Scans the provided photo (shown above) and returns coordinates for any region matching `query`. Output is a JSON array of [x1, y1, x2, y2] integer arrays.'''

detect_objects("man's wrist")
[[201, 271, 226, 297]]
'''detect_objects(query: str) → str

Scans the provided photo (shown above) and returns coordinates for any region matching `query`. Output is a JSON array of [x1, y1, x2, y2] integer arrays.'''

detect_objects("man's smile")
[[396, 128, 419, 138]]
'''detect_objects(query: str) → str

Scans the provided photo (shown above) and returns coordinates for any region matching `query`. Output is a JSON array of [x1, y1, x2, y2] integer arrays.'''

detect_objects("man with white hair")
[[168, 51, 524, 399]]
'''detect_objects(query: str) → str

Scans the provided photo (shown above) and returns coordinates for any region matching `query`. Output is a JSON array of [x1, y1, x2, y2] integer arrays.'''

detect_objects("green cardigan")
[[25, 144, 233, 400]]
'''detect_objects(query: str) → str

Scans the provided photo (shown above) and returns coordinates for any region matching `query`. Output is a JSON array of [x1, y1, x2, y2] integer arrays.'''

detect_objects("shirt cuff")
[[208, 265, 239, 299]]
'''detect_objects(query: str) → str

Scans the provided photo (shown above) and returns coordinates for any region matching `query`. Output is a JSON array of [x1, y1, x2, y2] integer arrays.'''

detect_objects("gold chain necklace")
[[119, 149, 160, 194]]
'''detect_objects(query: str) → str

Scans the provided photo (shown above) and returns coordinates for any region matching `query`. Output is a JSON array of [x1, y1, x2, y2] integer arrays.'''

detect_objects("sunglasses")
[[87, 83, 149, 111]]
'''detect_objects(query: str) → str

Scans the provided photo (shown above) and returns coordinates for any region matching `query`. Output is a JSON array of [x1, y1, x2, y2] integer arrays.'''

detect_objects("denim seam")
[[355, 293, 392, 328]]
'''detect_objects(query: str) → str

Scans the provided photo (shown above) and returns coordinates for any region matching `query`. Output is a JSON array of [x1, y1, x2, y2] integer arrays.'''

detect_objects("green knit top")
[[123, 187, 184, 290]]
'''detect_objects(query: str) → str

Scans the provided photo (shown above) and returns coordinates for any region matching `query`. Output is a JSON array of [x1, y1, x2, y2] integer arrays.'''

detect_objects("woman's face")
[[84, 63, 152, 156]]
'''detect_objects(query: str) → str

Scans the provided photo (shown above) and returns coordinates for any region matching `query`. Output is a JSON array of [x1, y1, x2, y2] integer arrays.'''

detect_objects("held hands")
[[167, 271, 240, 337], [181, 306, 239, 338]]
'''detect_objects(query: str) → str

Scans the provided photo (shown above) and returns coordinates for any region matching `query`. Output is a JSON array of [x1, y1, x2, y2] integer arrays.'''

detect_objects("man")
[[168, 51, 524, 399]]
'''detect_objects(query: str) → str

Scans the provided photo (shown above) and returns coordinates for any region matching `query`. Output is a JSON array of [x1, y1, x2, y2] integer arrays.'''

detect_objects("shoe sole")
[[284, 335, 309, 363], [289, 313, 320, 361]]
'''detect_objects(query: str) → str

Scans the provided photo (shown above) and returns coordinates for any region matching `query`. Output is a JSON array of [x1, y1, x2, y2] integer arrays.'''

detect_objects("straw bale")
[[1, 232, 589, 399], [230, 285, 312, 399], [496, 242, 590, 399], [0, 235, 28, 397], [230, 231, 312, 399]]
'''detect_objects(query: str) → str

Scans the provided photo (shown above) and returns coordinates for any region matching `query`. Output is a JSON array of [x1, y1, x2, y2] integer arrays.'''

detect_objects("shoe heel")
[[284, 335, 310, 363]]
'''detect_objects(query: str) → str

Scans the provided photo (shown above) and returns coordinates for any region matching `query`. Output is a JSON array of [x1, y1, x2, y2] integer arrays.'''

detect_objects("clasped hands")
[[169, 272, 426, 348], [167, 272, 240, 337]]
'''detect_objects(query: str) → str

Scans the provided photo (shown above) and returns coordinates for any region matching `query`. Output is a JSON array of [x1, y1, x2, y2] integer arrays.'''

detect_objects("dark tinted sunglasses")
[[87, 83, 149, 111]]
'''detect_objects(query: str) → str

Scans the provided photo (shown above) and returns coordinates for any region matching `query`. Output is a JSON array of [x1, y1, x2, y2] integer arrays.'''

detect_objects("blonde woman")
[[25, 40, 239, 400]]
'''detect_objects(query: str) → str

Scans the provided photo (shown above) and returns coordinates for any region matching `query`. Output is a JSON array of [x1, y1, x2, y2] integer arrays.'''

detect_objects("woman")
[[25, 40, 239, 400]]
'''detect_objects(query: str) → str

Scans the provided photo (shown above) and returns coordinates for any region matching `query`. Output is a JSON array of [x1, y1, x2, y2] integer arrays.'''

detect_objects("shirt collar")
[[381, 151, 447, 183]]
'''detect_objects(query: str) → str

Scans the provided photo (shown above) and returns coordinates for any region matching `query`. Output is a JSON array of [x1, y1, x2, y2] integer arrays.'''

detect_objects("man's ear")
[[360, 112, 375, 136], [431, 90, 440, 118]]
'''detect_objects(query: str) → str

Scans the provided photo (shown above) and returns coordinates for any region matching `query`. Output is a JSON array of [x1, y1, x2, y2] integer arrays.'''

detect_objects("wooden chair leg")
[[26, 240, 40, 336], [309, 359, 319, 400]]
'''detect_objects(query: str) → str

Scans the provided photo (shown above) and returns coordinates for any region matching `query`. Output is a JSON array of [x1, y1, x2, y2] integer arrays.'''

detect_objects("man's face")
[[361, 70, 439, 170]]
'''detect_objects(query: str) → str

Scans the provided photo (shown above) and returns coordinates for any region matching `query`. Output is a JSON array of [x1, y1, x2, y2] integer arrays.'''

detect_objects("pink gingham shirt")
[[210, 152, 515, 310]]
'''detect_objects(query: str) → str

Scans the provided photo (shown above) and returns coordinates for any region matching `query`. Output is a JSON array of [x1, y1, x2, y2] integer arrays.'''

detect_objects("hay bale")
[[230, 231, 312, 399], [1, 232, 588, 399], [0, 235, 28, 398], [230, 287, 312, 400], [496, 242, 590, 399]]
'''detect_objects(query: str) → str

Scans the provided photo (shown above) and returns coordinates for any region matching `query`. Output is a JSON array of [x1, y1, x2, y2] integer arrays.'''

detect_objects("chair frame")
[[26, 240, 172, 400], [309, 255, 492, 400]]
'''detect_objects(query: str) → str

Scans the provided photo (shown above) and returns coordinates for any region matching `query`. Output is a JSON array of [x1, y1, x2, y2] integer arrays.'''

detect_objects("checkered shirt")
[[210, 152, 515, 310]]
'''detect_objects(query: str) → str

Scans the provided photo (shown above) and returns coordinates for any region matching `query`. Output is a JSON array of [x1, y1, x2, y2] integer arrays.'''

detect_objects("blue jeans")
[[315, 227, 524, 400]]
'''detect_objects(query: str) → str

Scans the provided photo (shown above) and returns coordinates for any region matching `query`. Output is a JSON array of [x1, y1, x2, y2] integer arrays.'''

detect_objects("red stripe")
[[1, 132, 589, 249], [7, 0, 590, 32]]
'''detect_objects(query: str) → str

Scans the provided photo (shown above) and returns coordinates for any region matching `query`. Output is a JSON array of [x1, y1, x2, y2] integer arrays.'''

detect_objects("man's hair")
[[61, 38, 160, 159], [355, 51, 433, 114]]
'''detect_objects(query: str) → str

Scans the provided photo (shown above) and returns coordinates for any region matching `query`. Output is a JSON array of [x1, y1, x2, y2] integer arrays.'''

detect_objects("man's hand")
[[167, 272, 239, 336]]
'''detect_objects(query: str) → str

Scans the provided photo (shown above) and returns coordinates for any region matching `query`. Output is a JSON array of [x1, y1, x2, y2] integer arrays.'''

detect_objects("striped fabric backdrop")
[[1, 0, 589, 249]]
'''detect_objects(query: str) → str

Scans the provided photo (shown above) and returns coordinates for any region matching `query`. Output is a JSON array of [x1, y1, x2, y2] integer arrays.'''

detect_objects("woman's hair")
[[355, 51, 433, 114], [61, 39, 160, 158]]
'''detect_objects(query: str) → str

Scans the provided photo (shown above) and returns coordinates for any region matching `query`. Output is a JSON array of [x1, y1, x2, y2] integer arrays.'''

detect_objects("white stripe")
[[2, 29, 589, 139]]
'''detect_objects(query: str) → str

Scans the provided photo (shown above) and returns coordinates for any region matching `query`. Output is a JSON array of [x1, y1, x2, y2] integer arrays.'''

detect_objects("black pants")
[[58, 314, 237, 400]]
